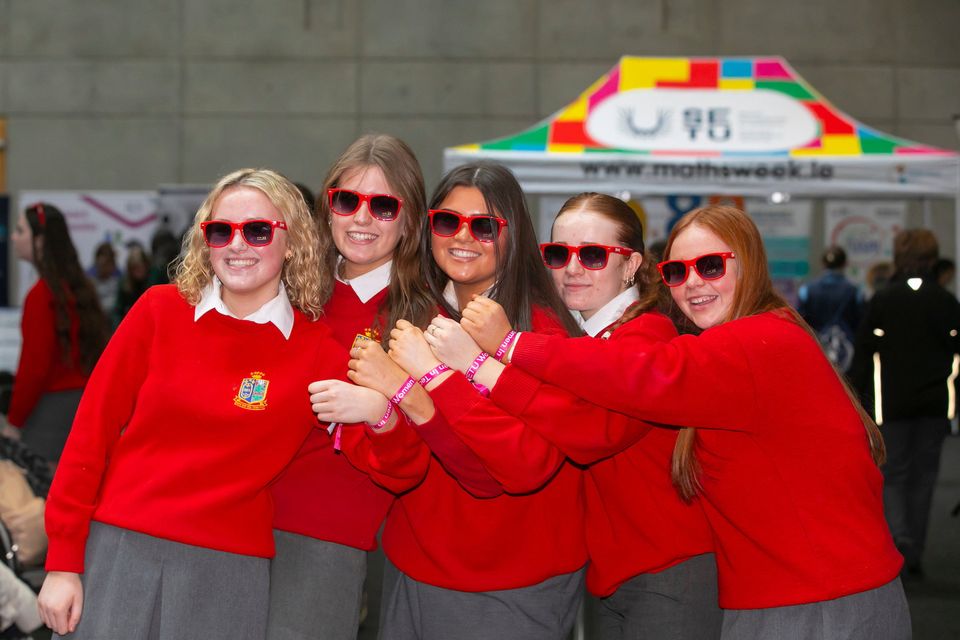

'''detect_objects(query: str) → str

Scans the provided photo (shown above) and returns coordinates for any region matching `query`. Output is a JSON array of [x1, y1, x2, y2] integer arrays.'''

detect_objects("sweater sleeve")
[[408, 411, 503, 498], [511, 315, 762, 431], [44, 289, 157, 572], [7, 282, 57, 427], [337, 414, 432, 495], [428, 372, 566, 494]]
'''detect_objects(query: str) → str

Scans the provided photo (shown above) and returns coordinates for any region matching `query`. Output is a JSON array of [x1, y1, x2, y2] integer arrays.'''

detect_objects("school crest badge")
[[234, 371, 269, 411]]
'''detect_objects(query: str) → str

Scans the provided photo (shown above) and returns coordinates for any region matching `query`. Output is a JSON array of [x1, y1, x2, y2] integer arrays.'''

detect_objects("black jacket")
[[851, 275, 960, 423]]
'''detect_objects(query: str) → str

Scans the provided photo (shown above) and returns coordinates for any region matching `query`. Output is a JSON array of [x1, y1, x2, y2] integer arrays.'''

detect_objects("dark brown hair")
[[24, 203, 109, 373], [422, 162, 581, 336], [318, 134, 435, 336], [553, 193, 668, 328], [664, 205, 885, 500], [893, 228, 938, 278]]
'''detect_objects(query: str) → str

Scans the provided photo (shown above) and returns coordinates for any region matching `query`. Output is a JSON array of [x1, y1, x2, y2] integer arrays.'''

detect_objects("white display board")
[[824, 200, 907, 287]]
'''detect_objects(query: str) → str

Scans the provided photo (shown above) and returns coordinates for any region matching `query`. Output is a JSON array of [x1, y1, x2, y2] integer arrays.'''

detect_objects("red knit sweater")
[[270, 281, 397, 551], [361, 308, 588, 592], [8, 279, 88, 427], [45, 285, 349, 573], [512, 309, 902, 608], [493, 312, 714, 597]]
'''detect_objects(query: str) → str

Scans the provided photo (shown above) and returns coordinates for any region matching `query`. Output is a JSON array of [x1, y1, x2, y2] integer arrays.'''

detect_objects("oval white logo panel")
[[584, 89, 820, 152]]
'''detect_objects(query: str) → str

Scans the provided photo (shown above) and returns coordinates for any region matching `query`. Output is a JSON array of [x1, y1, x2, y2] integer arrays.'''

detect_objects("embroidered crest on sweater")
[[235, 371, 269, 411]]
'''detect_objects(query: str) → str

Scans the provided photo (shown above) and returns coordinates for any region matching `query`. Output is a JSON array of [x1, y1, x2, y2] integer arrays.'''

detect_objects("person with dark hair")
[[934, 257, 956, 289], [293, 182, 316, 215], [797, 244, 863, 372], [465, 205, 908, 639], [851, 228, 960, 580], [267, 134, 438, 640], [114, 243, 151, 324], [449, 193, 721, 639], [147, 228, 182, 287], [0, 203, 109, 463], [311, 162, 587, 640], [87, 242, 121, 320]]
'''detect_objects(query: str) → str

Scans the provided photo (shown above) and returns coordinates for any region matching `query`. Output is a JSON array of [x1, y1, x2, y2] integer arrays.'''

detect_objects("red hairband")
[[34, 203, 46, 228]]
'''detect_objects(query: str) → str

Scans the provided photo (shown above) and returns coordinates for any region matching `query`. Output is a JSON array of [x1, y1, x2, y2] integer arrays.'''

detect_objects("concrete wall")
[[0, 0, 958, 197]]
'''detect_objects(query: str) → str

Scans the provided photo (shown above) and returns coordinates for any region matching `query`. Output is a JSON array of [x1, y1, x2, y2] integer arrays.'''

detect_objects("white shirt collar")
[[575, 287, 641, 338], [335, 258, 392, 303], [442, 280, 495, 313], [194, 277, 295, 339]]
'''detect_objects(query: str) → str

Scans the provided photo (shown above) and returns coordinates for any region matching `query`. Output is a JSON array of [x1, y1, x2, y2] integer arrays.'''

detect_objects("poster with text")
[[825, 200, 907, 289]]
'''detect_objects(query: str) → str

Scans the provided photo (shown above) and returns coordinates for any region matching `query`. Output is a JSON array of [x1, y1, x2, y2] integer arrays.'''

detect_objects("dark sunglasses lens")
[[542, 244, 570, 268], [470, 217, 499, 242], [696, 254, 726, 279], [369, 196, 400, 220], [204, 222, 233, 247], [661, 261, 687, 285], [242, 221, 274, 246], [578, 246, 608, 269], [431, 212, 460, 236], [331, 190, 360, 214]]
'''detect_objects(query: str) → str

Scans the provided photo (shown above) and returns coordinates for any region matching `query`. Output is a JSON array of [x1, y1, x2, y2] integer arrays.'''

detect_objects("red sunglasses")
[[428, 209, 508, 243], [658, 252, 735, 287], [540, 243, 634, 270], [201, 219, 287, 248], [327, 188, 402, 221]]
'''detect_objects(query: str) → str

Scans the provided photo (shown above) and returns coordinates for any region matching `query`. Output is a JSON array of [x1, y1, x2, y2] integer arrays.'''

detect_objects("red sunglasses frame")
[[428, 209, 508, 243], [327, 188, 403, 221], [539, 242, 635, 270], [200, 219, 288, 248], [657, 252, 736, 287]]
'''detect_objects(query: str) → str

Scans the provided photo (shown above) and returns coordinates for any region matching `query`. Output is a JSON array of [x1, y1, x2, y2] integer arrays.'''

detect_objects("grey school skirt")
[[55, 522, 269, 640]]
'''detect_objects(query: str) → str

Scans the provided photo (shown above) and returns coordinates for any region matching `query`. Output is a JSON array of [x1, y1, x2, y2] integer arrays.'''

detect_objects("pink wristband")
[[494, 331, 517, 361], [390, 377, 416, 405], [465, 351, 490, 382], [418, 363, 451, 387], [369, 401, 394, 431]]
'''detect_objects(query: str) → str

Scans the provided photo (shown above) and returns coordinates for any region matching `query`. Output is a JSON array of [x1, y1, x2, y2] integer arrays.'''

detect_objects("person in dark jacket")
[[797, 245, 863, 371], [851, 229, 960, 578]]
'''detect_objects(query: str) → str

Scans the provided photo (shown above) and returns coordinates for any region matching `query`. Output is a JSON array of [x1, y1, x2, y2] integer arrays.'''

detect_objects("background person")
[[851, 229, 960, 580], [797, 245, 863, 372], [0, 204, 109, 465]]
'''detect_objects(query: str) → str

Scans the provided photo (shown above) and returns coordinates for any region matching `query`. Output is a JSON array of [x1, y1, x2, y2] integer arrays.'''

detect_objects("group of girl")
[[34, 133, 909, 640]]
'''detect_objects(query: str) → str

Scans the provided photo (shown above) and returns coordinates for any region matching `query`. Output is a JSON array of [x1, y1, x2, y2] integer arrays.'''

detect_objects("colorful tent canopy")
[[444, 56, 959, 198]]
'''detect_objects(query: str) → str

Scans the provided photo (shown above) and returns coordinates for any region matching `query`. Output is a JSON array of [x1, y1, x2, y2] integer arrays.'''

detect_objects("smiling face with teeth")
[[667, 223, 739, 330], [208, 185, 289, 318], [431, 185, 506, 308], [331, 165, 403, 280]]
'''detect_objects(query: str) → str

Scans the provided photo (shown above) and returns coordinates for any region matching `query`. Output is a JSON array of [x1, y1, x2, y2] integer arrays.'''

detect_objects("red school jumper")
[[492, 311, 715, 598], [8, 279, 88, 428], [511, 309, 902, 609], [45, 285, 349, 573], [270, 280, 397, 551], [360, 307, 588, 592]]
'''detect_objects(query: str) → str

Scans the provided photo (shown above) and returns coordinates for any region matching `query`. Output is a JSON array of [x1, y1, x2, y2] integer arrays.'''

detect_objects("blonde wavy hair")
[[175, 168, 330, 319]]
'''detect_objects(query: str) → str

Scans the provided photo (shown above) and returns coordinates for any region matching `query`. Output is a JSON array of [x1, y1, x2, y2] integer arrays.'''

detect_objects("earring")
[[624, 274, 636, 287]]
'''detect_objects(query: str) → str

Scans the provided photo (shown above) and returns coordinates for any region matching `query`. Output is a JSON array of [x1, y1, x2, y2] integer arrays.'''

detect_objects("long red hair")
[[664, 206, 885, 500]]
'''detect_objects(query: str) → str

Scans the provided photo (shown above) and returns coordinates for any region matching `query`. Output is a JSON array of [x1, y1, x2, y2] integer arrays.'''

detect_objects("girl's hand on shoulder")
[[424, 316, 482, 374], [388, 320, 443, 380], [461, 296, 513, 355], [348, 339, 410, 398], [308, 379, 389, 426], [38, 571, 83, 636]]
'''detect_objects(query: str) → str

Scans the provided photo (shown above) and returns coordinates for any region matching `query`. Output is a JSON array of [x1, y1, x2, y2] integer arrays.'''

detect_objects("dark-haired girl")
[[3, 204, 108, 463], [312, 162, 587, 640]]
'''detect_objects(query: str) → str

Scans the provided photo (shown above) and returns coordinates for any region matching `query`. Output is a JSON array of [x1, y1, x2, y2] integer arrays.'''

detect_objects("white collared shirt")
[[194, 277, 295, 340], [575, 287, 641, 338], [442, 280, 495, 313], [336, 258, 392, 303]]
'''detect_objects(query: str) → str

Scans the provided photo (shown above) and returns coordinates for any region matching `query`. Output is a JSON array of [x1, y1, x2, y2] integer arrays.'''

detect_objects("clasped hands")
[[309, 296, 515, 428]]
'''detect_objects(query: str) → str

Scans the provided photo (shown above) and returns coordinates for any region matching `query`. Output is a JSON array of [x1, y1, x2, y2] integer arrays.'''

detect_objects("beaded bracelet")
[[368, 400, 394, 431], [418, 363, 451, 387], [390, 376, 416, 405], [465, 351, 490, 382], [494, 330, 517, 362]]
